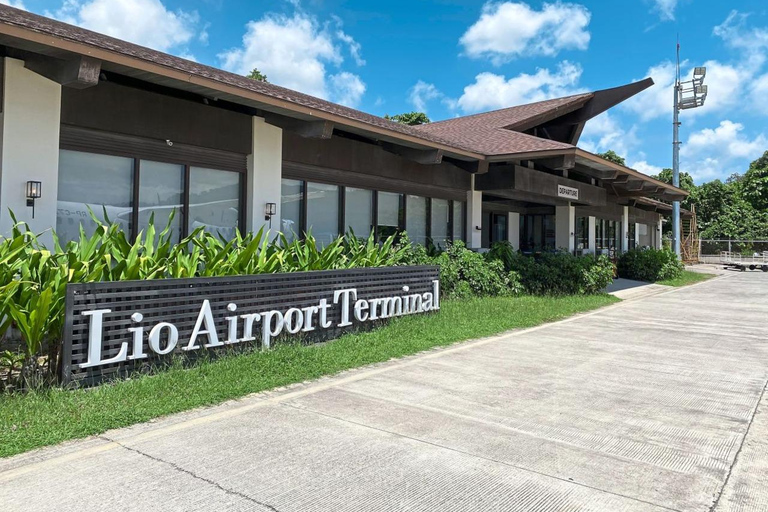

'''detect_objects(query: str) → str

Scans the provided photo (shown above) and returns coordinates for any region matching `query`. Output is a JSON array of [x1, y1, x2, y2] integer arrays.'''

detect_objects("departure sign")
[[557, 185, 579, 200]]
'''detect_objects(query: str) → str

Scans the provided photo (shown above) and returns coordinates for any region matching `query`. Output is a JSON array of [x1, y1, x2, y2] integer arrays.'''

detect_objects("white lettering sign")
[[78, 280, 441, 368], [557, 185, 579, 200]]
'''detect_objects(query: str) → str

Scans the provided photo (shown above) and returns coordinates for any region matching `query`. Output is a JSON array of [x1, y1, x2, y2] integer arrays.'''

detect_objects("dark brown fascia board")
[[0, 22, 486, 161], [503, 95, 593, 132], [563, 78, 655, 124], [486, 148, 578, 163]]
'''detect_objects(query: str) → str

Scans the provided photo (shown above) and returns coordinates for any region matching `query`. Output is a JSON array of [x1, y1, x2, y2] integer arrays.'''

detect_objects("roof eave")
[[0, 20, 486, 161], [574, 148, 689, 199]]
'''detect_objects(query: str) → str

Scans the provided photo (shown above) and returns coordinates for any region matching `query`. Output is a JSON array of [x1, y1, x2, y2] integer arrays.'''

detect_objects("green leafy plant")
[[0, 210, 417, 390], [486, 242, 614, 296], [616, 248, 684, 282]]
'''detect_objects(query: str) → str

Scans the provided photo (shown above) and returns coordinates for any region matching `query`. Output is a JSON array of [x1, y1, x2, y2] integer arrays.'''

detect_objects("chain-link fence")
[[699, 240, 768, 263]]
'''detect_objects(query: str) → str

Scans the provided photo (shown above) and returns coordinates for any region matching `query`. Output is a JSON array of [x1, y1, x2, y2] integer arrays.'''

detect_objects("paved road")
[[2, 270, 768, 511]]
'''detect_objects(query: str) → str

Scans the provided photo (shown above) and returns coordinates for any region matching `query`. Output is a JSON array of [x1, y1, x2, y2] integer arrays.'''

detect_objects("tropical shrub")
[[400, 238, 522, 298], [0, 212, 411, 389], [616, 248, 683, 282], [487, 242, 614, 296]]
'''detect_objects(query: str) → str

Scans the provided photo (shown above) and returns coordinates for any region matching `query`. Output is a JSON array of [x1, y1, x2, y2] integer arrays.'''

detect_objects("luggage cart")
[[720, 251, 768, 272]]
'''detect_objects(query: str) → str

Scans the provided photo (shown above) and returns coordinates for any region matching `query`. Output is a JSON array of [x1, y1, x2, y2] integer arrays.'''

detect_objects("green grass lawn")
[[0, 294, 618, 458], [658, 270, 716, 287]]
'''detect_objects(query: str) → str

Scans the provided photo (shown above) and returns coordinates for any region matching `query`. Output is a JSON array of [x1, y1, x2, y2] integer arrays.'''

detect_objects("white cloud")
[[336, 29, 366, 67], [680, 120, 768, 181], [329, 72, 366, 108], [714, 10, 768, 68], [579, 112, 638, 158], [651, 0, 677, 21], [623, 60, 749, 122], [459, 1, 591, 65], [750, 72, 768, 115], [48, 0, 198, 53], [219, 11, 365, 105], [409, 81, 457, 113], [0, 0, 26, 9], [457, 61, 584, 113], [631, 160, 664, 176]]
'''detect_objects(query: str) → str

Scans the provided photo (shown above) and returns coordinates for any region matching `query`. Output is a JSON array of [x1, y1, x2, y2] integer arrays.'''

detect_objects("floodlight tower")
[[673, 43, 707, 258]]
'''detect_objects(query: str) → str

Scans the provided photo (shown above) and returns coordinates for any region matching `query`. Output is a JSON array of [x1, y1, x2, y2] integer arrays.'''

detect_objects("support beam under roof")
[[263, 114, 334, 139], [538, 154, 575, 171], [23, 54, 100, 89], [380, 142, 444, 165], [446, 158, 489, 174]]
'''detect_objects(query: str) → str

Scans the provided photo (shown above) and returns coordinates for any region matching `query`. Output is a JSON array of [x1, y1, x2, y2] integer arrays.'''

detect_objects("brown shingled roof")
[[413, 94, 594, 155], [0, 2, 679, 199], [0, 5, 485, 156]]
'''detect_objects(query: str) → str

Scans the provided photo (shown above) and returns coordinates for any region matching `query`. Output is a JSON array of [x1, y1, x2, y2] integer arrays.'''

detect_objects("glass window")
[[188, 167, 240, 240], [306, 182, 339, 246], [57, 150, 134, 244], [280, 179, 303, 242], [543, 214, 556, 250], [344, 187, 373, 239], [575, 216, 588, 250], [406, 195, 428, 246], [452, 201, 464, 242], [430, 198, 450, 249], [377, 191, 403, 240], [491, 213, 508, 245], [138, 160, 184, 243]]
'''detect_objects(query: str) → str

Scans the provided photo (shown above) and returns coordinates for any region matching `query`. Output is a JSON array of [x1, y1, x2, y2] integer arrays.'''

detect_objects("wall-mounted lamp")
[[26, 181, 42, 219], [265, 202, 277, 227]]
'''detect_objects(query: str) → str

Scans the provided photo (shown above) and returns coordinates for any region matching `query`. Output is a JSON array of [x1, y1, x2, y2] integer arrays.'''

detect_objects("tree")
[[740, 150, 768, 211], [596, 150, 626, 166], [384, 112, 431, 126], [692, 179, 768, 240], [246, 68, 268, 82], [651, 168, 696, 211]]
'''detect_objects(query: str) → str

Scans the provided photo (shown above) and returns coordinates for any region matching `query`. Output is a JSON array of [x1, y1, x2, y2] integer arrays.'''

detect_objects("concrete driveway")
[[2, 270, 768, 511]]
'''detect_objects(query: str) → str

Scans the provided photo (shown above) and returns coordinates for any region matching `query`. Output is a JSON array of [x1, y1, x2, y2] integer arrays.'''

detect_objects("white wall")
[[466, 175, 482, 249], [0, 58, 62, 247], [507, 211, 520, 250], [246, 116, 283, 239], [555, 204, 575, 252]]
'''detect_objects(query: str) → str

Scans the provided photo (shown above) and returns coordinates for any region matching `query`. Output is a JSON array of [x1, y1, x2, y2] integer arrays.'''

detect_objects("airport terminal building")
[[0, 6, 686, 254]]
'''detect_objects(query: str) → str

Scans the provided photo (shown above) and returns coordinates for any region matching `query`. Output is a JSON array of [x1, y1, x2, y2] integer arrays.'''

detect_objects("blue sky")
[[6, 0, 768, 183]]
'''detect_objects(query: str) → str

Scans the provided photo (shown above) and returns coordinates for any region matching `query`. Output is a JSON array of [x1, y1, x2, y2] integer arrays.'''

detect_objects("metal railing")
[[699, 240, 768, 263]]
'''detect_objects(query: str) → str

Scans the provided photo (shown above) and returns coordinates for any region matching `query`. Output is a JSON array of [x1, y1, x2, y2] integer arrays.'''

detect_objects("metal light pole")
[[672, 42, 707, 258]]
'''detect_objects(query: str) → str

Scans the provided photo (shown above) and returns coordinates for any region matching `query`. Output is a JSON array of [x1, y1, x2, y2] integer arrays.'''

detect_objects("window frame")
[[59, 146, 246, 242], [283, 179, 466, 245]]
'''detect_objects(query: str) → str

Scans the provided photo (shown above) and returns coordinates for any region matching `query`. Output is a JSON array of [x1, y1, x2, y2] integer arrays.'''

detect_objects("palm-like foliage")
[[0, 210, 409, 388]]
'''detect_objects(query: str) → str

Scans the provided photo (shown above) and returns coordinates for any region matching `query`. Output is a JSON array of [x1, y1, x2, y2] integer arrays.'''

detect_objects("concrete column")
[[508, 211, 520, 251], [634, 222, 641, 248], [555, 204, 575, 252], [621, 206, 630, 253], [657, 218, 664, 249], [587, 216, 596, 255], [466, 175, 482, 249], [246, 116, 283, 239], [0, 58, 62, 248]]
